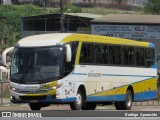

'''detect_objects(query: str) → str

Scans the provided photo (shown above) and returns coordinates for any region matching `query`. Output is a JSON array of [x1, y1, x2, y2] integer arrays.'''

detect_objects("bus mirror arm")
[[65, 44, 72, 62], [1, 47, 14, 67]]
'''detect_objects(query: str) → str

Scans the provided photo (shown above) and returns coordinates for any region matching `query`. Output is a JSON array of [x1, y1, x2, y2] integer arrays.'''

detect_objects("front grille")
[[17, 89, 49, 94], [19, 96, 46, 100]]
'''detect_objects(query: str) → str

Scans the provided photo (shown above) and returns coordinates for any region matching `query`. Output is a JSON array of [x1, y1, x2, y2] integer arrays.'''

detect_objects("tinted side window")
[[109, 45, 115, 64], [80, 43, 95, 64], [146, 48, 154, 67], [122, 46, 134, 66], [135, 48, 145, 66], [95, 44, 108, 64], [128, 47, 134, 65], [115, 46, 121, 65], [122, 47, 129, 65]]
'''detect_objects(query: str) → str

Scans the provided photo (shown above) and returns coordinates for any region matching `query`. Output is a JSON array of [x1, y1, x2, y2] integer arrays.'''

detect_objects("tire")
[[29, 103, 42, 110], [114, 90, 133, 110], [70, 90, 83, 110], [114, 102, 123, 110], [82, 103, 97, 110]]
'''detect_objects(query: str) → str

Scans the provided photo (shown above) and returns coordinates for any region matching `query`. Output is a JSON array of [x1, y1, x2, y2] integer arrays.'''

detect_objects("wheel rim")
[[126, 93, 132, 107], [76, 93, 82, 106]]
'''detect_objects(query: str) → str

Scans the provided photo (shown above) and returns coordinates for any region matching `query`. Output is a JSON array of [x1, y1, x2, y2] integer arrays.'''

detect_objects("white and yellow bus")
[[9, 33, 157, 110]]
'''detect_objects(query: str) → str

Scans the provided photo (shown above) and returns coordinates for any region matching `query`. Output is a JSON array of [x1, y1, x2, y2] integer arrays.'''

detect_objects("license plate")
[[29, 100, 38, 103]]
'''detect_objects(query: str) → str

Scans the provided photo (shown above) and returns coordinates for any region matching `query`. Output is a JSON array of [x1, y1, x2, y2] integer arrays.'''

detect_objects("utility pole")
[[44, 0, 47, 9], [60, 0, 65, 33]]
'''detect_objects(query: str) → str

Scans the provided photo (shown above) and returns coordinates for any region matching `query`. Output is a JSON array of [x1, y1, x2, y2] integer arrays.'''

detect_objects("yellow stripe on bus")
[[25, 81, 58, 96], [61, 34, 149, 47], [90, 77, 157, 97]]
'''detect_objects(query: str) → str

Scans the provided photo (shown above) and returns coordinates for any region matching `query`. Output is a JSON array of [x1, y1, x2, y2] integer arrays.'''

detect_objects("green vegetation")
[[82, 7, 142, 15], [65, 6, 82, 13], [0, 4, 145, 49], [0, 4, 59, 48], [0, 4, 83, 48], [144, 0, 160, 14]]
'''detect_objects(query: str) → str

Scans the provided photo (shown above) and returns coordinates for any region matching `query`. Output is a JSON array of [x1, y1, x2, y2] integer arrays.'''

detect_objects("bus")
[[8, 33, 157, 110]]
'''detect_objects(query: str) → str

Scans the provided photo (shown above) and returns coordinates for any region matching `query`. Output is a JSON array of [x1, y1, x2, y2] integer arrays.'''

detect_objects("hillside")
[[0, 3, 144, 48]]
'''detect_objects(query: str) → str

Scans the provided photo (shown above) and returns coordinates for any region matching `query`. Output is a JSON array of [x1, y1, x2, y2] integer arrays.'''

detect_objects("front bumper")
[[11, 94, 76, 104]]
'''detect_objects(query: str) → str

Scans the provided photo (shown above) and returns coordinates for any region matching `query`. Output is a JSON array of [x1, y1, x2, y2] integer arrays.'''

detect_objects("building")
[[73, 0, 147, 6], [21, 13, 102, 37], [11, 0, 148, 7], [91, 14, 160, 55], [91, 14, 160, 70]]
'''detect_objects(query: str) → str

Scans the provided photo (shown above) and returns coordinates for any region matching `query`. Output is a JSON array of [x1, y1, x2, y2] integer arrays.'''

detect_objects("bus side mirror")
[[65, 44, 72, 62], [1, 47, 14, 67]]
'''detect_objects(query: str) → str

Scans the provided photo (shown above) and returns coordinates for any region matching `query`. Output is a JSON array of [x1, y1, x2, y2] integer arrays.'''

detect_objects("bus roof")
[[16, 33, 153, 48], [17, 33, 73, 47]]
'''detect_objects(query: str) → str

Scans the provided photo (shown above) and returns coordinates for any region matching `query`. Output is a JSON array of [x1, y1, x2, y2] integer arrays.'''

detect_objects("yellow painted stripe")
[[92, 85, 127, 97], [25, 81, 58, 96], [75, 42, 82, 65], [133, 77, 157, 93], [90, 77, 157, 97], [61, 34, 150, 47]]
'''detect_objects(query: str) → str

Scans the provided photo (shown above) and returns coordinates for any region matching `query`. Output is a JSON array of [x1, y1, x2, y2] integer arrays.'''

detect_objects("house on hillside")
[[11, 0, 148, 7], [91, 14, 160, 55], [21, 13, 102, 37]]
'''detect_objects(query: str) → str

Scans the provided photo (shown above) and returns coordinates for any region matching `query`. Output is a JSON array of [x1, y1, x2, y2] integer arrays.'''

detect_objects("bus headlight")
[[10, 86, 17, 91], [50, 83, 62, 90], [51, 86, 57, 90]]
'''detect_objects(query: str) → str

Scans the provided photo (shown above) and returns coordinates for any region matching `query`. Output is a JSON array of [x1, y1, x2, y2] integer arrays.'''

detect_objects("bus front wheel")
[[29, 103, 42, 110], [82, 103, 97, 110], [70, 90, 83, 110], [114, 90, 133, 110]]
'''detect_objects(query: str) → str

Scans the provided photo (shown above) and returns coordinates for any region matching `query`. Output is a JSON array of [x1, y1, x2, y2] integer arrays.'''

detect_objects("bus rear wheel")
[[70, 90, 83, 110], [114, 90, 133, 110], [29, 103, 42, 110]]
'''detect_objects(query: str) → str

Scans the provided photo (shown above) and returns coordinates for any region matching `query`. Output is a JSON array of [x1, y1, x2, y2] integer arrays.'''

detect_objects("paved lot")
[[0, 104, 160, 120], [1, 104, 160, 111]]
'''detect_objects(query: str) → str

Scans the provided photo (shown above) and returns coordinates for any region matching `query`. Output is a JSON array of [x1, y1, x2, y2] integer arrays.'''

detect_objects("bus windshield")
[[10, 46, 63, 84]]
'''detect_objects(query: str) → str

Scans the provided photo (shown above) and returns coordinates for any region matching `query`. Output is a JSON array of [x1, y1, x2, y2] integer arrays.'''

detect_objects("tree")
[[144, 0, 160, 14], [0, 4, 52, 48]]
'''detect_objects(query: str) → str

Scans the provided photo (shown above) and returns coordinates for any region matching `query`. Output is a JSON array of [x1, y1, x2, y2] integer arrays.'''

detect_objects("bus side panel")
[[72, 65, 157, 102], [133, 77, 157, 101]]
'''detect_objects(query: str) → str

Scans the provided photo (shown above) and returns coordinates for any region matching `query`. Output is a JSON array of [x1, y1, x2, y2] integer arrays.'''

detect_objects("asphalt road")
[[1, 105, 160, 120], [1, 103, 160, 110]]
